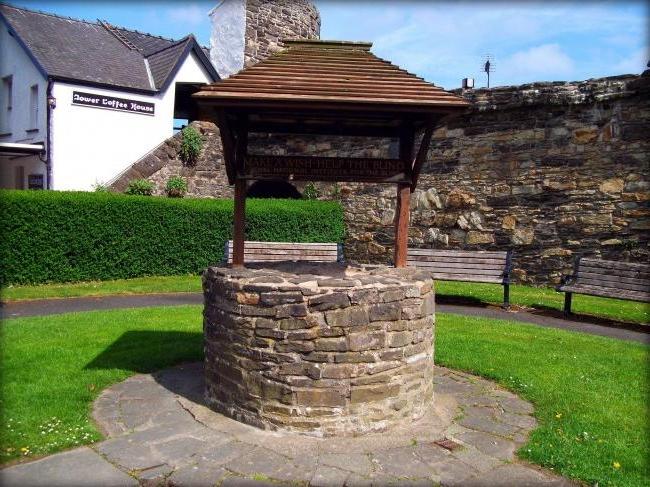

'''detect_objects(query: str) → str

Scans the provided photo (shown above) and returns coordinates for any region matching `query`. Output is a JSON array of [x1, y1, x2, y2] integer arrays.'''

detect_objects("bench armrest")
[[558, 274, 573, 288], [502, 250, 513, 284], [557, 256, 581, 290]]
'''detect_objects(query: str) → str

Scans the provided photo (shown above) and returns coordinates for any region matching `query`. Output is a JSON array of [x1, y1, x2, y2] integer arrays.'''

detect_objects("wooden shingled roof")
[[194, 39, 469, 112]]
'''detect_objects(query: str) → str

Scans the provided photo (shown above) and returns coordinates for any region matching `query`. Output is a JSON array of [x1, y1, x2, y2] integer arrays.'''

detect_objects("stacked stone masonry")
[[109, 121, 233, 199], [203, 263, 435, 437], [116, 73, 649, 285], [244, 0, 320, 68], [340, 74, 650, 284]]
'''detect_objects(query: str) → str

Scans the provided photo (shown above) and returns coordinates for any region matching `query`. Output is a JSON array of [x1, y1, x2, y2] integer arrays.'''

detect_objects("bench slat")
[[576, 277, 650, 293], [409, 249, 507, 258], [225, 240, 340, 263], [407, 261, 506, 273], [559, 284, 650, 303], [407, 255, 507, 265], [428, 273, 505, 284], [228, 244, 338, 251], [233, 256, 336, 262], [229, 248, 338, 256], [406, 259, 506, 270], [227, 255, 338, 262], [578, 264, 650, 281], [580, 258, 650, 273], [409, 266, 504, 277], [228, 241, 337, 250], [577, 271, 650, 289]]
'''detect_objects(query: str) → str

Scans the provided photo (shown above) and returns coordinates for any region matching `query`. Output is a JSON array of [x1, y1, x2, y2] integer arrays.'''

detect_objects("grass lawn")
[[1, 306, 648, 486], [0, 306, 203, 463], [3, 275, 648, 325], [437, 280, 649, 325], [437, 315, 649, 487], [1, 275, 201, 301]]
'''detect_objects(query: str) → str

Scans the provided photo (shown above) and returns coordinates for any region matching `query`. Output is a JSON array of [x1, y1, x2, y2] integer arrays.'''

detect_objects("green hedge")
[[0, 191, 345, 285]]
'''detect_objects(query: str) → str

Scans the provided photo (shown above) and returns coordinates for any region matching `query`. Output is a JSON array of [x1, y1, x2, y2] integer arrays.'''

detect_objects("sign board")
[[244, 155, 406, 183], [72, 91, 155, 116], [28, 174, 44, 190]]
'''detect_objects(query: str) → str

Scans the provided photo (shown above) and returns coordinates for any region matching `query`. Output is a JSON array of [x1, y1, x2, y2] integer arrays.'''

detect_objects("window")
[[29, 84, 38, 131], [1, 75, 12, 133]]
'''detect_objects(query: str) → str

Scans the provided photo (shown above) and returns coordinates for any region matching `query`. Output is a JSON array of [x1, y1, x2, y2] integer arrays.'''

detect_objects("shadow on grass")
[[435, 294, 489, 307], [84, 330, 203, 374], [437, 293, 649, 332]]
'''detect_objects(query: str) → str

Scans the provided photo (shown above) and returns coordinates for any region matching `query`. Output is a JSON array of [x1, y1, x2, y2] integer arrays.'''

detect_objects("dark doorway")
[[247, 180, 302, 199]]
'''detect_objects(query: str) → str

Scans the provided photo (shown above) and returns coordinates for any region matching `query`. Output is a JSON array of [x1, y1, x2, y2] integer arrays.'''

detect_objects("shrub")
[[302, 182, 320, 200], [179, 126, 203, 165], [166, 176, 188, 198], [0, 191, 345, 285], [92, 182, 109, 193], [124, 178, 154, 196]]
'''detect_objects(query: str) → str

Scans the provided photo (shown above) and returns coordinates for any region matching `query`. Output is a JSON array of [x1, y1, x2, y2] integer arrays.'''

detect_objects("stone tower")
[[209, 0, 320, 78]]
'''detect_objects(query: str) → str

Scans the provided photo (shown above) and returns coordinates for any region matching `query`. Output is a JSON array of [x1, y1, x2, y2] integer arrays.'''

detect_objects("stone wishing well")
[[203, 263, 435, 436], [197, 39, 466, 437]]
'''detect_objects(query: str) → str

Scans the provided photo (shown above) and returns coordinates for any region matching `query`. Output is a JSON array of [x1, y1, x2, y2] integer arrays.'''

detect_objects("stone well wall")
[[203, 263, 435, 437]]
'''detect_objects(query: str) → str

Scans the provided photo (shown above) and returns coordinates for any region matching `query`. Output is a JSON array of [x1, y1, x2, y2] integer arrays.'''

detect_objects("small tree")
[[124, 178, 154, 196], [166, 175, 188, 198], [179, 126, 203, 165]]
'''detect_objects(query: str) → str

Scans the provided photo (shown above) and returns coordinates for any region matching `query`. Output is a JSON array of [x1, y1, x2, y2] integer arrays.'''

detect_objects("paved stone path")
[[2, 292, 647, 344], [1, 362, 575, 487]]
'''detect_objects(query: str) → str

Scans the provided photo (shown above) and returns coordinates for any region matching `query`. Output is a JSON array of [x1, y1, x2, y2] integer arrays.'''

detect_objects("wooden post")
[[231, 119, 248, 268], [394, 183, 411, 267], [232, 178, 246, 267], [394, 126, 415, 268]]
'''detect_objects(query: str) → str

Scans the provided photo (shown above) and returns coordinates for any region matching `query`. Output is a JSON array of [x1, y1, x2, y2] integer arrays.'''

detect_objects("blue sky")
[[9, 1, 649, 89]]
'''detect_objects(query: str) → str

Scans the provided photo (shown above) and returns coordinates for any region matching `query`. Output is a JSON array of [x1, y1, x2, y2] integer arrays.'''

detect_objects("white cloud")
[[499, 44, 575, 83], [613, 47, 649, 74], [317, 0, 647, 89], [167, 4, 206, 26]]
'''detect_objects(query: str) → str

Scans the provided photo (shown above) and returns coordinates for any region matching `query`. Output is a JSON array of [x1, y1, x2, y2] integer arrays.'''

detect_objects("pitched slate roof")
[[0, 3, 218, 93], [195, 39, 468, 111]]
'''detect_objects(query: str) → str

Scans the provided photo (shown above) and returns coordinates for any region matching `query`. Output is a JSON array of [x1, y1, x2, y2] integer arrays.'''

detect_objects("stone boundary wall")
[[203, 264, 435, 436], [109, 121, 233, 199], [113, 74, 649, 285], [341, 74, 650, 284]]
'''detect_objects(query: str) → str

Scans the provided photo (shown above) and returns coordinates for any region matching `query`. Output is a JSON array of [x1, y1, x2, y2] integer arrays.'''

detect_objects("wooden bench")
[[557, 257, 650, 315], [224, 240, 343, 264], [407, 248, 513, 308]]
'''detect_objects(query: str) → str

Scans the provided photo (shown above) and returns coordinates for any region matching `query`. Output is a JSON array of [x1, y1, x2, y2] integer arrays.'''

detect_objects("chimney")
[[209, 0, 320, 79]]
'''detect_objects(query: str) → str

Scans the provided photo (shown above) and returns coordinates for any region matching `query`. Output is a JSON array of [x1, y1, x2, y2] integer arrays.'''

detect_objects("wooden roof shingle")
[[194, 39, 469, 112]]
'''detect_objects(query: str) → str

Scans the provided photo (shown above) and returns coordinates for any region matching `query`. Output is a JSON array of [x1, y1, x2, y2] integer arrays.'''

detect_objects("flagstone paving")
[[0, 363, 576, 486]]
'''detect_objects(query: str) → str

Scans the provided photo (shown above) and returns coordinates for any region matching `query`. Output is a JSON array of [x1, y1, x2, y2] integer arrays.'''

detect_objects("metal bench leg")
[[563, 292, 572, 316], [503, 283, 510, 310]]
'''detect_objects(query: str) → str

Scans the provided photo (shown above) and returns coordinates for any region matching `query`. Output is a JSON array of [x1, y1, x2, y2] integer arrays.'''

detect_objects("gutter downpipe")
[[45, 78, 53, 189]]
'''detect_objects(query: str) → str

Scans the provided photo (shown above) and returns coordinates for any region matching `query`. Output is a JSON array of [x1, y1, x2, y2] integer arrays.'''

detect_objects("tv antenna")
[[482, 54, 495, 88]]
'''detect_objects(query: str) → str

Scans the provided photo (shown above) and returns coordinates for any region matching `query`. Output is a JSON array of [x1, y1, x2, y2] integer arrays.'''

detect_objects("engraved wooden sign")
[[243, 155, 406, 182]]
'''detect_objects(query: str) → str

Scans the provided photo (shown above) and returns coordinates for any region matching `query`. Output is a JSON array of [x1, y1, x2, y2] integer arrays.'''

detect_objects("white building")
[[0, 4, 219, 190]]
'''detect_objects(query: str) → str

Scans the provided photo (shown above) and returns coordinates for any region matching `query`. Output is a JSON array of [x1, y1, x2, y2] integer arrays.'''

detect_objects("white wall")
[[0, 19, 48, 188], [51, 51, 213, 190], [209, 0, 246, 78]]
